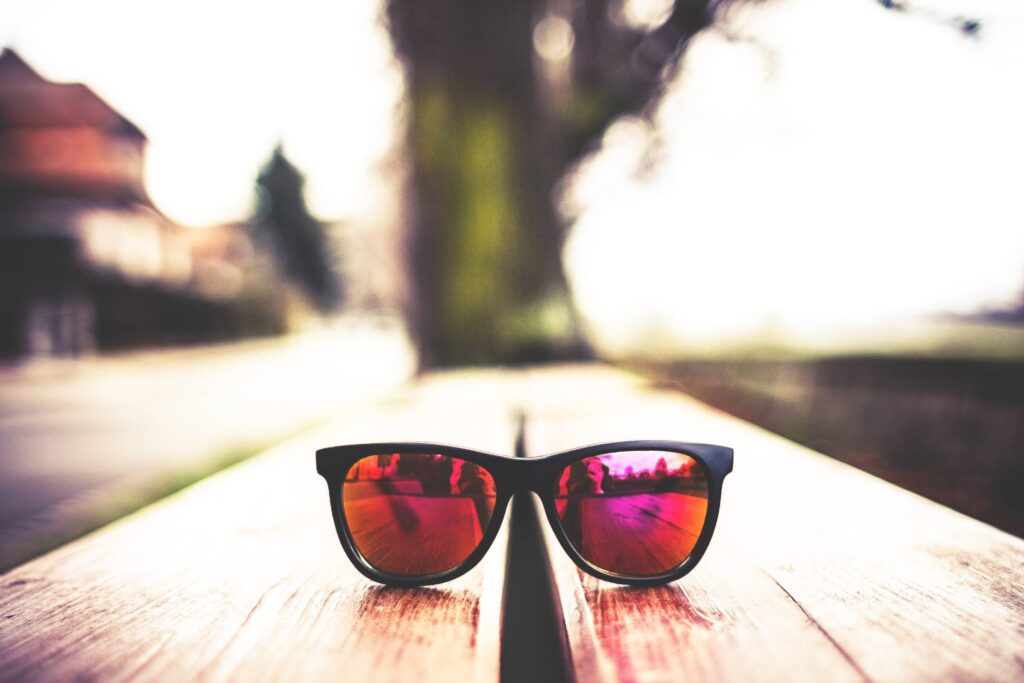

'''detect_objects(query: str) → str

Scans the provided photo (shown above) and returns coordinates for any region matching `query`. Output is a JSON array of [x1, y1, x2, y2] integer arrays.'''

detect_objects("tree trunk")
[[387, 0, 719, 367], [389, 0, 584, 367]]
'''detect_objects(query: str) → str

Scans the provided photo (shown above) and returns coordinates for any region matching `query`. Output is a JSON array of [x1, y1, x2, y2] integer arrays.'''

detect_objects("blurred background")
[[0, 0, 1021, 568]]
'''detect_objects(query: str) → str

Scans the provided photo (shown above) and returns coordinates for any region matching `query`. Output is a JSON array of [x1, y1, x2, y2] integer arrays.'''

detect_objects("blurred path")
[[0, 316, 416, 570]]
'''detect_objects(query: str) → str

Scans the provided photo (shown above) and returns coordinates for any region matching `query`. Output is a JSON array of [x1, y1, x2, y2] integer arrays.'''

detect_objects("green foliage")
[[254, 145, 341, 313]]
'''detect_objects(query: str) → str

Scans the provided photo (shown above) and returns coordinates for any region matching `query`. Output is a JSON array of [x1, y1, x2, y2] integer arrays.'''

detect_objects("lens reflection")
[[554, 451, 708, 577], [342, 453, 496, 576]]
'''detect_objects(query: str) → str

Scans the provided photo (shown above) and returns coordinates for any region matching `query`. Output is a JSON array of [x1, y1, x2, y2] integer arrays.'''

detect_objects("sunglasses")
[[316, 441, 733, 587]]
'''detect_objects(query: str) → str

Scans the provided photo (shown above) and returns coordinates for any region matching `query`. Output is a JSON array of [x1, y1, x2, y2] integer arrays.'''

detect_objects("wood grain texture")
[[524, 364, 1024, 683], [4, 363, 1022, 683], [0, 370, 519, 683]]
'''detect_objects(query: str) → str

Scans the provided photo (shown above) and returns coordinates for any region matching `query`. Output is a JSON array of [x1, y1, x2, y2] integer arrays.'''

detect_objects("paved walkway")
[[0, 317, 415, 570]]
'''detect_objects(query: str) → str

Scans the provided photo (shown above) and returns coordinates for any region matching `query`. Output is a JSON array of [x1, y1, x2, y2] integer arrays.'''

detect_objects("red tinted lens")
[[342, 453, 496, 577], [554, 451, 709, 577]]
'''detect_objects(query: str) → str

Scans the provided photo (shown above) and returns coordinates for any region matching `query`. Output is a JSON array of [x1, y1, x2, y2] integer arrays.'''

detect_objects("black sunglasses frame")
[[316, 440, 733, 587]]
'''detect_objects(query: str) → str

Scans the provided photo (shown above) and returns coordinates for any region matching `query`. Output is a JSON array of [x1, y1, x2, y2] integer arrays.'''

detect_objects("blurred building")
[[0, 49, 282, 357]]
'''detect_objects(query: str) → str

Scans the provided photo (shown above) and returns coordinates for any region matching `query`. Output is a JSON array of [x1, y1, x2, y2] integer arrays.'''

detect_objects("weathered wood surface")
[[523, 365, 1024, 683], [2, 363, 1022, 683], [0, 370, 519, 683]]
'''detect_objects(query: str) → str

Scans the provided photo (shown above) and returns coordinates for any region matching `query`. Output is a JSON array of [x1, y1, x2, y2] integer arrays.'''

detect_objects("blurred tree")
[[387, 0, 720, 367], [876, 0, 981, 36], [254, 145, 341, 313]]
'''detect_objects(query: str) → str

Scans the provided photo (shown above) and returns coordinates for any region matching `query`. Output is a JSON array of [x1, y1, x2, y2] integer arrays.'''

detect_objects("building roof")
[[0, 49, 145, 138]]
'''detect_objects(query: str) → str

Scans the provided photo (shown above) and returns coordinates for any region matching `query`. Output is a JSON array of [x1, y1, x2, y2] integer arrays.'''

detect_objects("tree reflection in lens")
[[555, 451, 708, 577], [342, 453, 496, 576]]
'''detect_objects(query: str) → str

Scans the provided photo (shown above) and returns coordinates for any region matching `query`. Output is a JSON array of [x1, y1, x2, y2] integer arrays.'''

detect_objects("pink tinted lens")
[[554, 451, 709, 577], [342, 453, 496, 576]]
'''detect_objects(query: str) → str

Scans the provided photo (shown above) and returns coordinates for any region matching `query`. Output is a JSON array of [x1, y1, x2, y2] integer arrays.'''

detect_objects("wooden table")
[[0, 370, 518, 683], [1, 364, 1022, 682], [522, 366, 1024, 682]]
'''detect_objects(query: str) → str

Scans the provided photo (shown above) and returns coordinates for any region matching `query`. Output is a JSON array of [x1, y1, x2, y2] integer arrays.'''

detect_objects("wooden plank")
[[0, 369, 519, 683], [523, 364, 1024, 683]]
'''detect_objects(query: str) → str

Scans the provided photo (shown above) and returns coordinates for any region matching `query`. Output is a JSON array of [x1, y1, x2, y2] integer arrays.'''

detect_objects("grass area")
[[6, 419, 325, 573], [626, 319, 1024, 363], [635, 356, 1024, 538]]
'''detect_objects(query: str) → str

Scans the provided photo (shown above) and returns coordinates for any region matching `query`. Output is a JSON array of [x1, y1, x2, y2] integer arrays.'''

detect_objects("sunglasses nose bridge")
[[504, 457, 544, 495]]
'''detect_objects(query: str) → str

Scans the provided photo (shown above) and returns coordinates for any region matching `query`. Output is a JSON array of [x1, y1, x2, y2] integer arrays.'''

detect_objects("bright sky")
[[564, 0, 1024, 351], [0, 0, 402, 226]]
